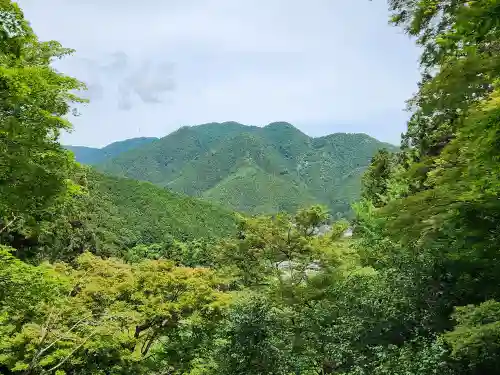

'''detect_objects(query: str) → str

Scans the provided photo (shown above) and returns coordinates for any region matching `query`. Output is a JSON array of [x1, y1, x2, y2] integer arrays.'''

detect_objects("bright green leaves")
[[352, 2, 500, 373], [0, 0, 85, 231], [217, 206, 331, 288], [444, 301, 500, 374], [388, 0, 500, 165], [0, 248, 229, 374]]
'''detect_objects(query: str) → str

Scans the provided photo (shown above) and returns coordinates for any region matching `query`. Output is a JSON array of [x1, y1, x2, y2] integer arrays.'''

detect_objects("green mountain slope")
[[66, 137, 158, 164], [84, 170, 237, 254], [166, 131, 294, 196], [298, 133, 396, 210], [94, 122, 256, 185], [202, 162, 317, 214], [89, 122, 397, 215]]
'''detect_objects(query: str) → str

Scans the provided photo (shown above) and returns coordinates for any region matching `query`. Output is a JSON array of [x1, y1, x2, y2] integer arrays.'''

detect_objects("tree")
[[217, 207, 332, 288], [0, 248, 230, 374], [0, 0, 85, 231], [443, 300, 500, 374], [388, 0, 500, 187], [351, 3, 500, 373], [206, 294, 295, 375], [361, 149, 394, 207]]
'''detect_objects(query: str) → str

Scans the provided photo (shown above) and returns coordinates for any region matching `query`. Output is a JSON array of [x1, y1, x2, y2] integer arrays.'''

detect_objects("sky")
[[17, 0, 421, 147]]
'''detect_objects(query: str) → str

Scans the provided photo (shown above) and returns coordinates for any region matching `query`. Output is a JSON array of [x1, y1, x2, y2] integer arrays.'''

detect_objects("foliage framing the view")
[[0, 0, 85, 228], [1, 0, 500, 374]]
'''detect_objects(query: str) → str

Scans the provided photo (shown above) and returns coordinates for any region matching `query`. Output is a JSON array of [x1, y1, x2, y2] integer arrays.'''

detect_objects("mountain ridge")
[[68, 122, 397, 216], [65, 137, 158, 165]]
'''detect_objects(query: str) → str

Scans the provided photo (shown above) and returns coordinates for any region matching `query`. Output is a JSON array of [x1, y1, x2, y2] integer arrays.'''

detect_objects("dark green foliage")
[[364, 339, 451, 375], [91, 122, 395, 215], [361, 149, 394, 207], [124, 238, 218, 267], [4, 0, 500, 374], [65, 137, 157, 164], [202, 163, 317, 214], [444, 301, 500, 374], [388, 0, 500, 190], [72, 169, 237, 257], [208, 294, 295, 375], [354, 2, 500, 374]]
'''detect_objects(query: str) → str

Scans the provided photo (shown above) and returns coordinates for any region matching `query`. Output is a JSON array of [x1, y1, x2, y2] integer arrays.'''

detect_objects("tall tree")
[[389, 0, 500, 178], [355, 2, 500, 373], [0, 0, 85, 231], [361, 149, 394, 207]]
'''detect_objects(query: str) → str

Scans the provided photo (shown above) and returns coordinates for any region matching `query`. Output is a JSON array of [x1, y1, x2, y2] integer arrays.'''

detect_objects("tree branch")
[[0, 215, 18, 234], [44, 329, 98, 374]]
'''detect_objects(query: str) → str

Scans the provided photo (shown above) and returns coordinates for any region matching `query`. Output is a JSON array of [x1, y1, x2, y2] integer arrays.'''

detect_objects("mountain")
[[84, 122, 396, 216], [66, 137, 158, 164], [83, 170, 237, 255]]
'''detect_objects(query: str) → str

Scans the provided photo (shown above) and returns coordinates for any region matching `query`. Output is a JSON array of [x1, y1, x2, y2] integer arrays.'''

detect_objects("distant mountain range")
[[66, 137, 158, 165], [66, 122, 397, 216]]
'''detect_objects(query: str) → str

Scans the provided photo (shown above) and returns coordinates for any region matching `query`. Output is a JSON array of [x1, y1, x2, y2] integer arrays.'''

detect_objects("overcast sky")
[[17, 0, 420, 147]]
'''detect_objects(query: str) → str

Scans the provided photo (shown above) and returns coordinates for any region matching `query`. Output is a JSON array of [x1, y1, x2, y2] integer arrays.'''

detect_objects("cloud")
[[122, 60, 175, 105], [103, 51, 129, 72], [69, 52, 175, 109]]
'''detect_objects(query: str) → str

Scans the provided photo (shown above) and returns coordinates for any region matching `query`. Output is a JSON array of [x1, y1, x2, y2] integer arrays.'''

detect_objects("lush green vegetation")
[[0, 0, 84, 227], [90, 121, 395, 216], [0, 166, 237, 262], [65, 137, 157, 165], [85, 170, 237, 254], [2, 1, 500, 374], [202, 162, 317, 214]]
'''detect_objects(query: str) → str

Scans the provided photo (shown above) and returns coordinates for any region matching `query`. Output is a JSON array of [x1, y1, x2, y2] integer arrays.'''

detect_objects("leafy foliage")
[[355, 1, 500, 374], [361, 149, 395, 207], [0, 0, 84, 228], [84, 170, 237, 256], [388, 0, 500, 188], [0, 247, 229, 375], [0, 167, 237, 262], [3, 0, 500, 374]]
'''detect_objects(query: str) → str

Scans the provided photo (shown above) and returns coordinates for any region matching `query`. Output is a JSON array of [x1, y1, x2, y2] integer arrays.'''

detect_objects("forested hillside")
[[82, 170, 237, 255], [91, 121, 395, 215], [65, 137, 157, 164], [1, 1, 500, 374], [0, 165, 236, 262]]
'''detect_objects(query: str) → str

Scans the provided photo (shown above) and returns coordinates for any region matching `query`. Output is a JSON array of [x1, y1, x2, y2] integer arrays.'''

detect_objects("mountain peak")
[[264, 121, 296, 130], [262, 122, 310, 145], [191, 121, 254, 134]]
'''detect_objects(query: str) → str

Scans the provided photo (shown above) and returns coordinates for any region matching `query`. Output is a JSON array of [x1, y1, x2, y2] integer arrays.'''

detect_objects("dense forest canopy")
[[68, 122, 395, 216], [1, 0, 500, 374]]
